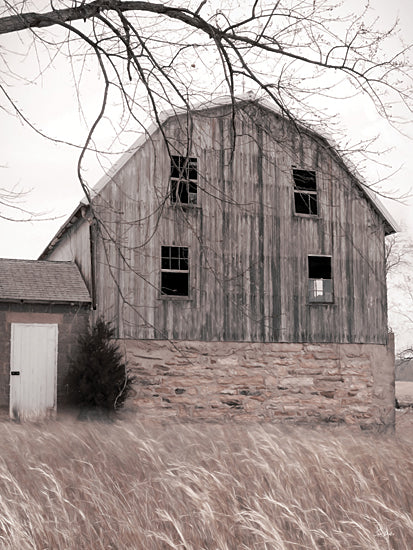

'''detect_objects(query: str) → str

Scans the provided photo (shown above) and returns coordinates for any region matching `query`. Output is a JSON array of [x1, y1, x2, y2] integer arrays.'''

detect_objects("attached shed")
[[0, 259, 90, 419]]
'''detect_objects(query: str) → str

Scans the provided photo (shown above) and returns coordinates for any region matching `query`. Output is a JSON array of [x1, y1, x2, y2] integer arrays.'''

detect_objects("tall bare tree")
[[1, 1, 411, 174], [387, 232, 413, 364]]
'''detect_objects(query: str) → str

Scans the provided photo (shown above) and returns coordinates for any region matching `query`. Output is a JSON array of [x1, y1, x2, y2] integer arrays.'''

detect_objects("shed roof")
[[0, 259, 91, 304]]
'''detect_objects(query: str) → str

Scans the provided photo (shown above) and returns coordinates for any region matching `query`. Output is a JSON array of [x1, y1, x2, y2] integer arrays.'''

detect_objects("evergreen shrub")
[[66, 319, 134, 415]]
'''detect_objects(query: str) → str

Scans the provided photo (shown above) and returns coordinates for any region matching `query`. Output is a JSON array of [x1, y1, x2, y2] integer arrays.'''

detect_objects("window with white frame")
[[170, 155, 197, 205], [308, 255, 333, 303], [161, 246, 189, 296], [293, 169, 318, 216]]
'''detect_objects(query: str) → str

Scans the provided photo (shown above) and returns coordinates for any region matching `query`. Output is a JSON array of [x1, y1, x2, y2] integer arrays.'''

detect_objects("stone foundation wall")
[[122, 336, 395, 430]]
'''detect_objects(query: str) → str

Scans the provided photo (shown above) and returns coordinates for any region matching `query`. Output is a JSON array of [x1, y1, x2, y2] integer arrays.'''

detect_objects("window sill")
[[158, 295, 193, 301], [169, 203, 201, 211], [294, 213, 320, 219]]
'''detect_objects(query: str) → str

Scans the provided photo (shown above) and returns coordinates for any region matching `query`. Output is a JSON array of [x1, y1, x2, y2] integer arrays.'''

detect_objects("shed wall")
[[0, 303, 89, 410]]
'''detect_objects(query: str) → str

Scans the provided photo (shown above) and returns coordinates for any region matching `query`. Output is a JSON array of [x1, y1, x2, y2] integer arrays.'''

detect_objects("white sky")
[[0, 1, 412, 351]]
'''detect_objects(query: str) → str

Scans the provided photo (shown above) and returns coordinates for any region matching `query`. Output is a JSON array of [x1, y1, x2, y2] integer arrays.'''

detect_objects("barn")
[[39, 98, 397, 429], [0, 259, 90, 419]]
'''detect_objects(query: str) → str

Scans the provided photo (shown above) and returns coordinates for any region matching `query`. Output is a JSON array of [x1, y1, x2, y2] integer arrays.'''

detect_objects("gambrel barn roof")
[[39, 97, 397, 259], [0, 258, 91, 304]]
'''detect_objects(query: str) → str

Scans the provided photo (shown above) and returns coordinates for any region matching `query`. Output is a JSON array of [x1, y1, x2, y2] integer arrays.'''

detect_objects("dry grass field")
[[396, 381, 413, 408], [0, 417, 412, 549]]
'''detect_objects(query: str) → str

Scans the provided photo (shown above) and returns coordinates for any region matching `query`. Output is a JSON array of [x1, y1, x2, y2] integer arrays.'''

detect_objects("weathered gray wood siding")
[[46, 218, 92, 293], [42, 218, 92, 294], [52, 103, 388, 344]]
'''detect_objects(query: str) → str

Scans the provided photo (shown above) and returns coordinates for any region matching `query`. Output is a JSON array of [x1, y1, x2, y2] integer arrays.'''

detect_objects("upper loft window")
[[161, 246, 189, 297], [293, 169, 318, 216], [308, 255, 333, 303], [170, 155, 197, 205]]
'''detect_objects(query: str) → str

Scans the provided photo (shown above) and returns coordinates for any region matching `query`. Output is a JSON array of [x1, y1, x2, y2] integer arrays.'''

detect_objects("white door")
[[10, 323, 58, 420]]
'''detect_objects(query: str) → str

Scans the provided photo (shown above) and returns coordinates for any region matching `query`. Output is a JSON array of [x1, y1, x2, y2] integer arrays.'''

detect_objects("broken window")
[[293, 169, 318, 215], [161, 246, 189, 296], [308, 256, 333, 303], [170, 155, 197, 205]]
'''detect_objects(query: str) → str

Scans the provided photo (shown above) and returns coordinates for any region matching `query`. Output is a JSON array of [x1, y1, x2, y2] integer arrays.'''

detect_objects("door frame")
[[9, 323, 58, 420]]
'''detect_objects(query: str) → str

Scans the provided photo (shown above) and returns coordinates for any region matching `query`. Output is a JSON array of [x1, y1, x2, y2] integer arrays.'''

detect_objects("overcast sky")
[[0, 0, 412, 261]]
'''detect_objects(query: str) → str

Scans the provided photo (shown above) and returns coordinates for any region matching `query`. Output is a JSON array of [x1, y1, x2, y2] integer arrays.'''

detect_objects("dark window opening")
[[161, 246, 189, 296], [170, 156, 197, 205], [295, 192, 318, 215], [293, 169, 318, 215], [161, 272, 188, 296], [308, 256, 333, 303], [293, 169, 316, 190]]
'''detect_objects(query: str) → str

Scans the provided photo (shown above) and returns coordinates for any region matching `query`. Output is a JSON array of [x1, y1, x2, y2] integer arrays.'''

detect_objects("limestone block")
[[279, 377, 314, 388], [265, 375, 278, 387]]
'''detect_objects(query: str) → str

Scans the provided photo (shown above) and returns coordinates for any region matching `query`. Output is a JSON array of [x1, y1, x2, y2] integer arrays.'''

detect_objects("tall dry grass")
[[0, 418, 412, 549]]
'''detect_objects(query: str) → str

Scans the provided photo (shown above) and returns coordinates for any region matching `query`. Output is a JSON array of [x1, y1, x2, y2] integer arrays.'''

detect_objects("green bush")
[[66, 319, 134, 415]]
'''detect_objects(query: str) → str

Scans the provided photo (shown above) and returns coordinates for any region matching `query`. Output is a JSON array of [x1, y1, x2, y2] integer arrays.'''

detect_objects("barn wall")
[[0, 303, 89, 410], [123, 335, 395, 430], [90, 103, 388, 344], [46, 218, 93, 293]]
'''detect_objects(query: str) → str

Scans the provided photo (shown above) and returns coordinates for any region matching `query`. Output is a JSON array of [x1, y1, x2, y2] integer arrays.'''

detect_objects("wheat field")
[[0, 417, 412, 549]]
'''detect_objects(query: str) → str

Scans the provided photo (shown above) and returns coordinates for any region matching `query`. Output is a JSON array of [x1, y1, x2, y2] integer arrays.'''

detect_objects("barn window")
[[170, 155, 197, 205], [161, 246, 189, 296], [308, 256, 333, 303], [293, 169, 318, 216]]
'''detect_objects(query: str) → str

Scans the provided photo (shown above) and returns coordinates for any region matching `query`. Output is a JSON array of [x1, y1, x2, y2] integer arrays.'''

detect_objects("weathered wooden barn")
[[40, 98, 397, 428], [0, 259, 90, 419]]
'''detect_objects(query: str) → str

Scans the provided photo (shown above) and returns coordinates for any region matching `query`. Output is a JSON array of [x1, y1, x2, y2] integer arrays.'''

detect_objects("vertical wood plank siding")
[[48, 103, 388, 344], [46, 219, 92, 292]]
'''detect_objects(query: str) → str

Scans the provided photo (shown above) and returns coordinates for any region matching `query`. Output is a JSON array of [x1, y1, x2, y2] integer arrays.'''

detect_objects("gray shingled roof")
[[0, 259, 91, 304]]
